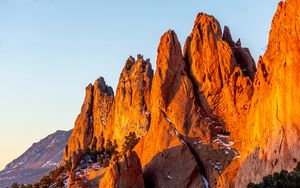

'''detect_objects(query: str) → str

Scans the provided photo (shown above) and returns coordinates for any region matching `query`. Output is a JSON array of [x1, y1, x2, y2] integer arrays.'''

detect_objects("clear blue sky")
[[0, 0, 279, 170]]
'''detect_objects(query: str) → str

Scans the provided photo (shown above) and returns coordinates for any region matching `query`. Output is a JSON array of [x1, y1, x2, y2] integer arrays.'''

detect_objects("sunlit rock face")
[[64, 56, 153, 167], [64, 77, 114, 166], [104, 55, 153, 149], [219, 0, 300, 187], [134, 30, 205, 187], [62, 1, 300, 187], [183, 13, 255, 149]]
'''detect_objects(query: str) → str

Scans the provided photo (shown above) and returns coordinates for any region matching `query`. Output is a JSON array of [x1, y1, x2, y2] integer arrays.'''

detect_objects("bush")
[[105, 139, 118, 157], [122, 132, 140, 152], [248, 162, 300, 188], [39, 175, 51, 187], [10, 183, 19, 188]]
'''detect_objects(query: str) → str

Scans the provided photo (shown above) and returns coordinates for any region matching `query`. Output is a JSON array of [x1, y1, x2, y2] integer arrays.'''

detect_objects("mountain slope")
[[0, 130, 72, 187]]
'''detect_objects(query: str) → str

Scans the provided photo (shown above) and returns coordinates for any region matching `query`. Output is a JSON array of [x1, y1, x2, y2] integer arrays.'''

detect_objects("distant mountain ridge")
[[0, 130, 72, 187]]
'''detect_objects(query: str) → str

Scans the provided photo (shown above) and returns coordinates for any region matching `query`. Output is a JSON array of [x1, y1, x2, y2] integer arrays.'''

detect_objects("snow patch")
[[202, 175, 209, 188]]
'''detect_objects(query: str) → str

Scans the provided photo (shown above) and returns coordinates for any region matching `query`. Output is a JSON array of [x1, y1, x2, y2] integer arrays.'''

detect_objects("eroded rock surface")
[[99, 151, 145, 188], [64, 77, 114, 167], [104, 55, 153, 149], [61, 2, 300, 187], [184, 13, 255, 148]]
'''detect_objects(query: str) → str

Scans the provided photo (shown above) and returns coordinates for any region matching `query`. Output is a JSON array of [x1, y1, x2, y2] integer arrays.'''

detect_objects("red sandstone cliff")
[[219, 0, 300, 187], [59, 1, 300, 187], [104, 55, 153, 149], [64, 77, 114, 167], [184, 13, 255, 149]]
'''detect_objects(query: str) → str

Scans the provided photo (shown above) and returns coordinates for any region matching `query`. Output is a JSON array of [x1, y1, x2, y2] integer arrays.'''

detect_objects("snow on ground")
[[202, 175, 209, 188], [213, 134, 241, 159], [164, 114, 187, 145], [209, 160, 222, 173], [63, 177, 68, 188]]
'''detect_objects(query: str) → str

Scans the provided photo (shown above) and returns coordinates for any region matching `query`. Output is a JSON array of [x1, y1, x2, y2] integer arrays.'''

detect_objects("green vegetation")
[[9, 163, 70, 188], [248, 162, 300, 188], [104, 139, 118, 157], [122, 132, 140, 152]]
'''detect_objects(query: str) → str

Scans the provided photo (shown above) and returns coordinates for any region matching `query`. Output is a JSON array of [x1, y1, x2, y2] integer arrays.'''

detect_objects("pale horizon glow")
[[0, 0, 279, 170]]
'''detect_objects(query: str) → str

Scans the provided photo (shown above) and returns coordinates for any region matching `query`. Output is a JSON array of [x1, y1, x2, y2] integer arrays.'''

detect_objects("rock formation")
[[219, 0, 300, 187], [183, 13, 255, 148], [64, 56, 153, 167], [91, 78, 115, 150], [64, 77, 114, 166], [99, 151, 145, 188], [104, 55, 153, 149], [134, 30, 206, 187], [56, 1, 300, 187]]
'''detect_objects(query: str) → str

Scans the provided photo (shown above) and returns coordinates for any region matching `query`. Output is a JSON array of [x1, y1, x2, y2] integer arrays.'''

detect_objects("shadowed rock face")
[[0, 130, 72, 187], [222, 26, 257, 80], [99, 151, 145, 188], [218, 0, 300, 187]]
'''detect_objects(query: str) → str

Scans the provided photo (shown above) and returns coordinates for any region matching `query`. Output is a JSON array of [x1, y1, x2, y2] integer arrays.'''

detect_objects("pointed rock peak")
[[222, 25, 235, 46], [193, 13, 222, 39], [124, 54, 152, 74], [137, 53, 143, 60], [94, 77, 114, 96], [85, 83, 93, 91], [102, 54, 153, 149], [236, 38, 241, 46], [262, 0, 300, 67], [222, 26, 256, 80], [158, 30, 182, 57], [125, 56, 136, 72]]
